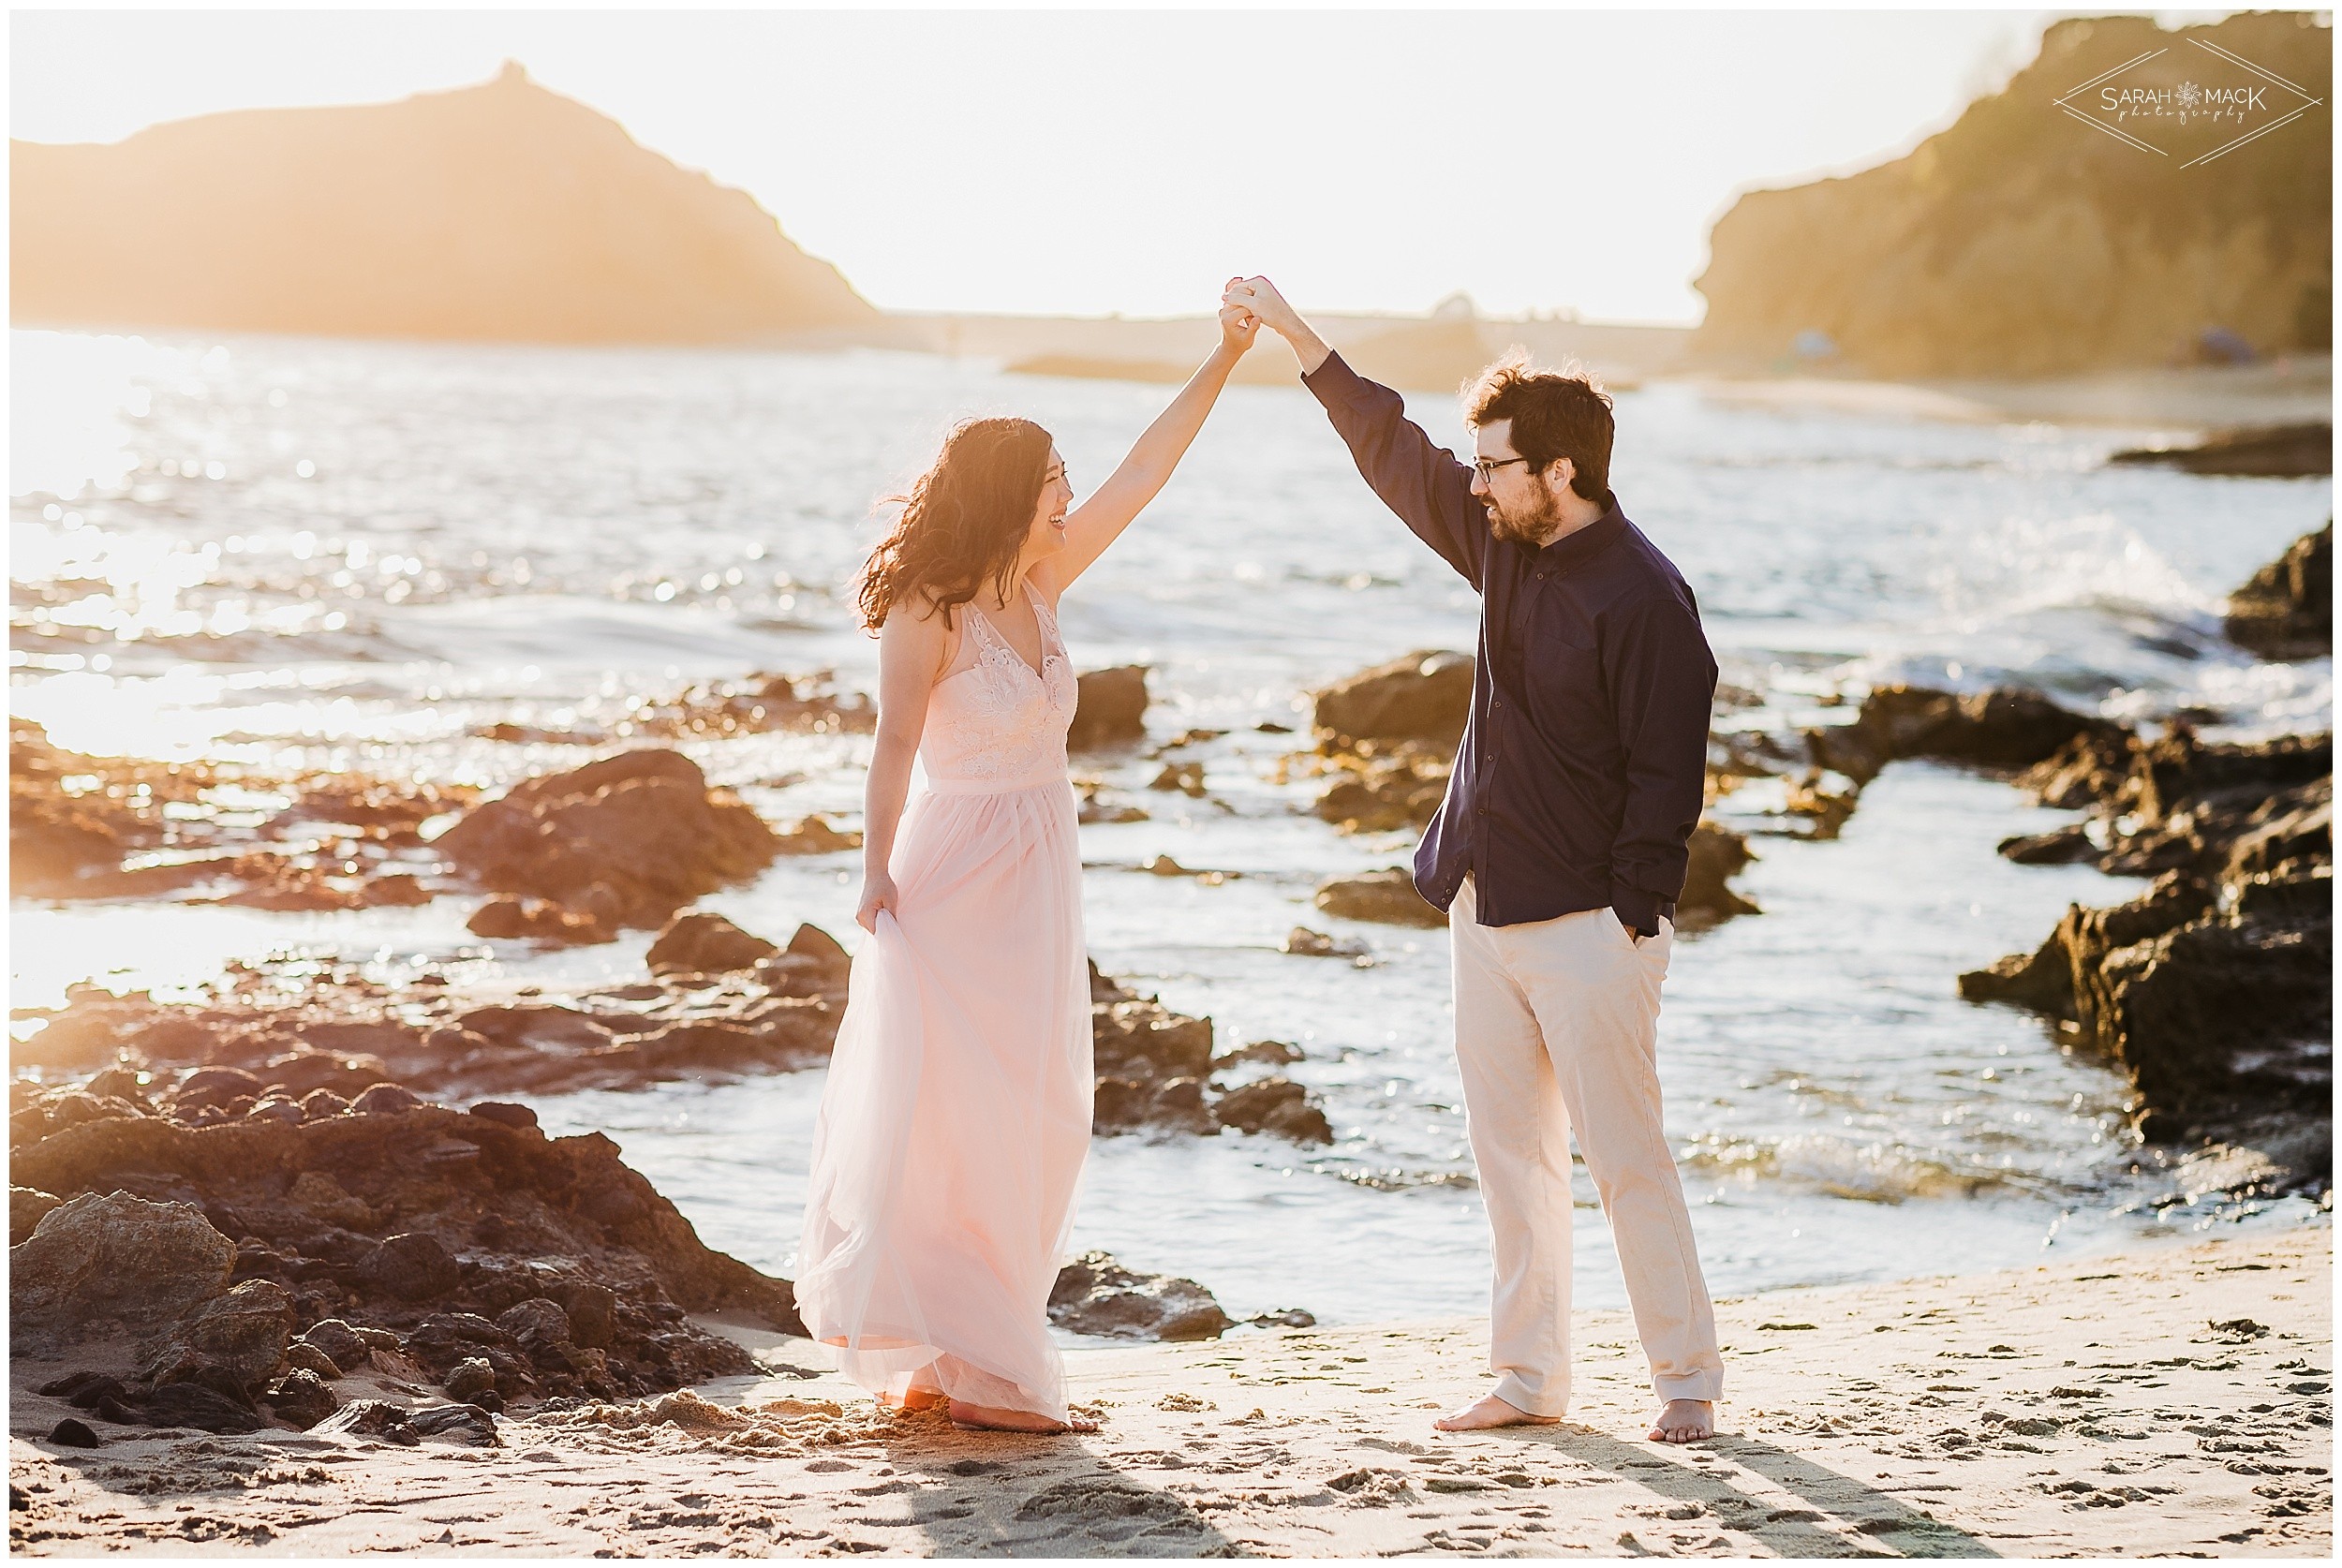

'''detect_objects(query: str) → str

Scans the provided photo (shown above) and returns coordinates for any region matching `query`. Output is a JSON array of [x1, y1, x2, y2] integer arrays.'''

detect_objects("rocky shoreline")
[[1791, 525, 2335, 1188], [12, 530, 2324, 1463]]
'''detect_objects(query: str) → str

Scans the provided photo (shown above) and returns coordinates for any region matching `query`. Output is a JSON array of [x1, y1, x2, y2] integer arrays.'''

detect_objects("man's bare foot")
[[947, 1399, 1098, 1434], [1648, 1398, 1714, 1443], [1433, 1393, 1561, 1432]]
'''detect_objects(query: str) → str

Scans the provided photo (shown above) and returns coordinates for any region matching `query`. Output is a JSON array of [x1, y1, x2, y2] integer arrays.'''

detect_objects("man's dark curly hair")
[[1464, 351, 1614, 506]]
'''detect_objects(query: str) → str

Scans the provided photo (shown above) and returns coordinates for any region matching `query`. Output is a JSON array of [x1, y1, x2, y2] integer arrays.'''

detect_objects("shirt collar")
[[1532, 493, 1626, 572]]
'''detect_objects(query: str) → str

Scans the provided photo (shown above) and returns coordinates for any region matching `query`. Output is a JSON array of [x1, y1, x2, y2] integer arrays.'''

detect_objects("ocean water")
[[10, 328, 2332, 1328]]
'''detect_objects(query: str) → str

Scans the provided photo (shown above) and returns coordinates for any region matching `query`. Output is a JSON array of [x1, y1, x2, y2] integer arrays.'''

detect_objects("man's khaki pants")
[[1450, 874, 1724, 1416]]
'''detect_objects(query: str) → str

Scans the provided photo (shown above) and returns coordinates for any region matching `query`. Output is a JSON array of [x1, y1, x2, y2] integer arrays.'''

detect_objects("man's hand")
[[1223, 276, 1331, 375]]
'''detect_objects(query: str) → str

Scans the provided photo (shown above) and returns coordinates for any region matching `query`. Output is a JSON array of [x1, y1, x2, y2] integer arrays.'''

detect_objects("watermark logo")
[[2057, 37, 2324, 166]]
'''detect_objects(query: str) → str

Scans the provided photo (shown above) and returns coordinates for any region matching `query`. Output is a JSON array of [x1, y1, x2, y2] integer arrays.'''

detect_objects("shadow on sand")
[[1510, 1423, 2001, 1558], [875, 1421, 1245, 1559]]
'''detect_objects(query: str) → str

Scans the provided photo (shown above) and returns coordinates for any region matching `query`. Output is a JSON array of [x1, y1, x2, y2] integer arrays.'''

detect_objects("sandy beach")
[[10, 1222, 2327, 1558]]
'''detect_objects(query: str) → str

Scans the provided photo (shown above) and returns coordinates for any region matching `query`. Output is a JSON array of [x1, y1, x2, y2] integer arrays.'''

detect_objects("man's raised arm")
[[1226, 277, 1489, 588]]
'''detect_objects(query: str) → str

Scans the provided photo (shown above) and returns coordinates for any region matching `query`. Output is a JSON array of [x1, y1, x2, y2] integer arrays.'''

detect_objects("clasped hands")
[[1216, 275, 1298, 355]]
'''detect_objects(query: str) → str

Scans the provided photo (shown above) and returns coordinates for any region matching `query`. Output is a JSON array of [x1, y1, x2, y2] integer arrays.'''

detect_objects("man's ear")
[[1543, 456, 1577, 498]]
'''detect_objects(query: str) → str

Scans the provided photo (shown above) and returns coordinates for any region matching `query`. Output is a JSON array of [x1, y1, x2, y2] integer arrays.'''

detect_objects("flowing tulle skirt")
[[794, 776, 1092, 1419]]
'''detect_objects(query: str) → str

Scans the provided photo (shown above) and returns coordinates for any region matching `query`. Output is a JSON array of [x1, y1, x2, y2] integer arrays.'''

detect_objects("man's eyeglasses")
[[1472, 456, 1532, 483]]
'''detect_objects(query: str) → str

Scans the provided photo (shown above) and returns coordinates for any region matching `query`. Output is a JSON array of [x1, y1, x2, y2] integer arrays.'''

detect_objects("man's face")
[[1472, 419, 1568, 545]]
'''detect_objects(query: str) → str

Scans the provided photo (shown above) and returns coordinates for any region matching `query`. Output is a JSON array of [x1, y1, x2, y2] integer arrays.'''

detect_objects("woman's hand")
[[854, 868, 899, 934], [1219, 293, 1259, 356]]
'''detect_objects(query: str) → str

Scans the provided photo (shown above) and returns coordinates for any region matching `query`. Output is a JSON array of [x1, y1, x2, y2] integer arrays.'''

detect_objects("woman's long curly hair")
[[856, 417, 1054, 634]]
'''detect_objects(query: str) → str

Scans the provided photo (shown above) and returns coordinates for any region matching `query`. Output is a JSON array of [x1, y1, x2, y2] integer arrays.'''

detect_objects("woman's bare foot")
[[947, 1399, 1098, 1434], [882, 1386, 949, 1413], [1433, 1393, 1561, 1432], [1648, 1398, 1714, 1443]]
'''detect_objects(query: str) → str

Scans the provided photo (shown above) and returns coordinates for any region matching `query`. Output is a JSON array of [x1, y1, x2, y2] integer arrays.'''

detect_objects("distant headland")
[[1694, 11, 2331, 378], [8, 62, 877, 346]]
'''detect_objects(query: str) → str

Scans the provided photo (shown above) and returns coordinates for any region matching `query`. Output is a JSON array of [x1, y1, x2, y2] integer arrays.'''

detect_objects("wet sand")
[[10, 1223, 2327, 1558]]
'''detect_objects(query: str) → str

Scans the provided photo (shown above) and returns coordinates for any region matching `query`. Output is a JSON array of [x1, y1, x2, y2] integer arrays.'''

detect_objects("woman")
[[795, 293, 1258, 1434]]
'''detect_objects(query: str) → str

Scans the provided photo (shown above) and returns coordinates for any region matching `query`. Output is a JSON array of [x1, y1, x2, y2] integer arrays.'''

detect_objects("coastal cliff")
[[9, 63, 877, 345], [1694, 11, 2331, 377]]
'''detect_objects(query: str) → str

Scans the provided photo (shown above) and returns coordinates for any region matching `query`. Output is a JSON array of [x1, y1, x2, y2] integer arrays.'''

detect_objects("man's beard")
[[1486, 488, 1567, 546]]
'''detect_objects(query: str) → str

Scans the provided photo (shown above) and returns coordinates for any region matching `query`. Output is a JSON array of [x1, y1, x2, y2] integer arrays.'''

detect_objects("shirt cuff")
[[1300, 348, 1357, 397], [1610, 885, 1662, 939]]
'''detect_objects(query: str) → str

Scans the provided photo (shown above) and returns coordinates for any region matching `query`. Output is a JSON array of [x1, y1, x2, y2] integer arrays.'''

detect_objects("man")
[[1226, 277, 1724, 1444]]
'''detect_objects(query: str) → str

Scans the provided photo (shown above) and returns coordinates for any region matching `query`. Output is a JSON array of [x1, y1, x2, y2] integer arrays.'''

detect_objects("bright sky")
[[10, 7, 2221, 323]]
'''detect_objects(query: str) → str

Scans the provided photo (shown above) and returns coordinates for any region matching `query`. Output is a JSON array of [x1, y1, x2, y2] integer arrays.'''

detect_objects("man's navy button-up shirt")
[[1303, 350, 1719, 934]]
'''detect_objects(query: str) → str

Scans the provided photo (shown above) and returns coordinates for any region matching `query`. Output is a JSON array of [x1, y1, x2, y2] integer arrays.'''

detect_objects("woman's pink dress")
[[795, 580, 1092, 1419]]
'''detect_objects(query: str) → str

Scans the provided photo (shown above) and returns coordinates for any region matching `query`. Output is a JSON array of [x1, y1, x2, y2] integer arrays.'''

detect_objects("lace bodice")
[[921, 581, 1076, 792]]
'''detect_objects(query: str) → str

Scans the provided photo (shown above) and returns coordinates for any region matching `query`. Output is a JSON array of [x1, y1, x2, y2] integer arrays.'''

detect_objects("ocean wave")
[[1680, 1131, 2052, 1204]]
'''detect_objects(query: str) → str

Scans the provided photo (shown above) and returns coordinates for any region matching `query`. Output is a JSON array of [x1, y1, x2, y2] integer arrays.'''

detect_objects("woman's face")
[[1022, 446, 1073, 561]]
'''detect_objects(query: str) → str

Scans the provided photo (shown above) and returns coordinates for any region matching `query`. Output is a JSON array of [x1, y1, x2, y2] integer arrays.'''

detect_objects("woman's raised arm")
[[1043, 296, 1257, 593]]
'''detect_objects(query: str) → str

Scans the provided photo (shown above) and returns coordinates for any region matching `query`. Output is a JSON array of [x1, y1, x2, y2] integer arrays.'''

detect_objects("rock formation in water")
[[2224, 522, 2333, 660], [440, 748, 782, 941], [2110, 425, 2334, 479], [10, 62, 877, 344], [1297, 650, 1762, 925], [1961, 723, 2331, 1161], [1694, 12, 2331, 376]]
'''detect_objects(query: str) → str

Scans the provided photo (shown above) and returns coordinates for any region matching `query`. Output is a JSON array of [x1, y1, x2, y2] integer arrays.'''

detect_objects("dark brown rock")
[[295, 1319, 369, 1376], [349, 1083, 425, 1117], [1213, 1040, 1305, 1072], [1092, 998, 1214, 1083], [1281, 927, 1367, 959], [1809, 685, 2118, 787], [263, 1368, 339, 1429], [1998, 823, 2097, 865], [1313, 651, 1475, 749], [1149, 761, 1206, 796], [469, 1101, 540, 1132], [1315, 868, 1446, 927], [1313, 746, 1451, 834], [1212, 1078, 1334, 1145], [1048, 1250, 1236, 1341], [646, 912, 778, 976], [1067, 665, 1150, 751], [754, 923, 852, 997], [2018, 728, 2138, 810], [358, 1233, 461, 1302], [317, 1399, 420, 1445], [436, 748, 778, 932], [44, 1418, 100, 1449], [443, 1357, 497, 1402], [284, 1340, 340, 1379], [2113, 425, 2332, 480], [1958, 931, 2077, 1018], [111, 1378, 269, 1434], [2224, 522, 2332, 658], [139, 1278, 294, 1387], [9, 1191, 235, 1346], [466, 894, 610, 945], [1680, 823, 1761, 920], [11, 1186, 63, 1246]]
